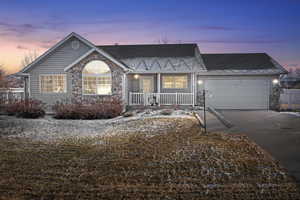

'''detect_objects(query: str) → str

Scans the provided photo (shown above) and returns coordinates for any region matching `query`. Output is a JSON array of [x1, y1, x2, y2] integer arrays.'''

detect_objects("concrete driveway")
[[218, 110, 300, 185]]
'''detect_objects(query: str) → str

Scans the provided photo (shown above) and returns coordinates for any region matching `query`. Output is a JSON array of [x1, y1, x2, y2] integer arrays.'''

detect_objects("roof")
[[97, 44, 198, 59], [21, 32, 130, 74], [121, 57, 205, 73], [96, 44, 205, 73], [201, 53, 279, 71]]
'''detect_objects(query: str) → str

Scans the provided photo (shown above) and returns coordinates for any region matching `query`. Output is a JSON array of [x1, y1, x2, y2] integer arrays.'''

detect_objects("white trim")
[[127, 70, 207, 74], [191, 73, 195, 106], [139, 76, 155, 93], [82, 74, 112, 96], [28, 75, 31, 98], [197, 69, 285, 76], [21, 32, 130, 73], [15, 73, 30, 76], [269, 58, 288, 74], [64, 48, 132, 72], [157, 73, 161, 106], [95, 48, 131, 72], [129, 92, 194, 106], [64, 49, 95, 72], [161, 74, 188, 89], [122, 74, 127, 104], [39, 74, 67, 94]]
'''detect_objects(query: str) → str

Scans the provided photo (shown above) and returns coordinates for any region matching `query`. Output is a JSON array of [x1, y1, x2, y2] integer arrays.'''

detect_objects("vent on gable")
[[71, 40, 80, 50]]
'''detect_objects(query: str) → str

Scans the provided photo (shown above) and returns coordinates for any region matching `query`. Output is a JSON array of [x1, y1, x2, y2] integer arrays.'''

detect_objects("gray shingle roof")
[[97, 44, 197, 59], [201, 53, 277, 70]]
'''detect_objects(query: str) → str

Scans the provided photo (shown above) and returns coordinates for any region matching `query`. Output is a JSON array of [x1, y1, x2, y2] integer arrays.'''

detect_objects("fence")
[[0, 88, 24, 104], [280, 89, 300, 110]]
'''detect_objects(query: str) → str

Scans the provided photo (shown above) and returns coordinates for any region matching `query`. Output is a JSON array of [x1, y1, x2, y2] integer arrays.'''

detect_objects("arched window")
[[82, 60, 112, 95]]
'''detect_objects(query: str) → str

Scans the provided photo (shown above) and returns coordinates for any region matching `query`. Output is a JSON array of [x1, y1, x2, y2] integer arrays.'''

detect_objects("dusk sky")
[[0, 0, 299, 74]]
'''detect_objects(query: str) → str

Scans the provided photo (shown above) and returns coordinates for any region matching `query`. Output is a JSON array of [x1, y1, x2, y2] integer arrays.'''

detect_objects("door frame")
[[140, 76, 154, 93]]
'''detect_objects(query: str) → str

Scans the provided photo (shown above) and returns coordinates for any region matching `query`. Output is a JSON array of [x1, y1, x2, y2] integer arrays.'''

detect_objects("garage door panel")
[[205, 79, 269, 109]]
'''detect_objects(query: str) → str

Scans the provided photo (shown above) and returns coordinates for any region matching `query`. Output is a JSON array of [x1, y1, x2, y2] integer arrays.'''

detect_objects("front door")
[[140, 76, 154, 93], [140, 76, 156, 105]]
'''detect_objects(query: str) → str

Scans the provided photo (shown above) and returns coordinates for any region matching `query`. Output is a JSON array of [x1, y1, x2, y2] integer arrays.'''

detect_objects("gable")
[[20, 32, 130, 74], [24, 36, 92, 73]]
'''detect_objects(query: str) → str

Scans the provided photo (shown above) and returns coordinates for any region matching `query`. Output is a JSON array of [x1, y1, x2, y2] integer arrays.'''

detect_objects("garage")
[[199, 53, 287, 110], [204, 78, 270, 109]]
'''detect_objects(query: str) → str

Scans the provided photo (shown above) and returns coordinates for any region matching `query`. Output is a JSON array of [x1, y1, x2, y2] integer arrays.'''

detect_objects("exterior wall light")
[[134, 74, 139, 79], [197, 80, 203, 85], [272, 79, 279, 84]]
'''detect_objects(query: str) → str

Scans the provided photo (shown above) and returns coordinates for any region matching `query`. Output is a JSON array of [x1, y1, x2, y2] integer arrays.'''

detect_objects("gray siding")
[[27, 37, 92, 104], [127, 73, 192, 93]]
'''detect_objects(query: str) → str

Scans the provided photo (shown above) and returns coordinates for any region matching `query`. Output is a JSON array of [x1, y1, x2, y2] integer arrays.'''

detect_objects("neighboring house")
[[17, 32, 287, 110], [280, 74, 300, 89], [6, 73, 24, 88]]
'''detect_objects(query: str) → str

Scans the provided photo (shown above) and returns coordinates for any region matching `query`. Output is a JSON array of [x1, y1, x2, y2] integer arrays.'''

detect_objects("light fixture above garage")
[[197, 80, 203, 85], [272, 79, 279, 84], [134, 74, 139, 79]]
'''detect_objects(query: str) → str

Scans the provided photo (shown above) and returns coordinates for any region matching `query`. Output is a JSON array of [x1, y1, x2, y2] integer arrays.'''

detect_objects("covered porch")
[[127, 73, 197, 106]]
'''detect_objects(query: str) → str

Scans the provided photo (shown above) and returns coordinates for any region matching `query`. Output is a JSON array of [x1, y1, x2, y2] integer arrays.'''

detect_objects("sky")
[[0, 0, 299, 74]]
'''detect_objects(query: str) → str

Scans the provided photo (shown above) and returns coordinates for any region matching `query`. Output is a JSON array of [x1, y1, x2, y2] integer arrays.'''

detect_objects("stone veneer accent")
[[269, 84, 281, 110], [67, 51, 125, 103]]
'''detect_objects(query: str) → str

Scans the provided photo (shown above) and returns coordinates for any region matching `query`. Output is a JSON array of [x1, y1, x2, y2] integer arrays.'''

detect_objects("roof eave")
[[64, 48, 132, 72], [21, 32, 132, 74], [197, 69, 285, 76]]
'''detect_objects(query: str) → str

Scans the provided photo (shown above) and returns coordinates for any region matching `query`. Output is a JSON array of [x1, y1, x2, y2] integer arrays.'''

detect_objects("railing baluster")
[[129, 92, 194, 106]]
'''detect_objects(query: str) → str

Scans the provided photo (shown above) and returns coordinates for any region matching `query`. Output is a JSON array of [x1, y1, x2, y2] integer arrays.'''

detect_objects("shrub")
[[122, 111, 134, 117], [4, 99, 45, 118], [53, 97, 123, 120]]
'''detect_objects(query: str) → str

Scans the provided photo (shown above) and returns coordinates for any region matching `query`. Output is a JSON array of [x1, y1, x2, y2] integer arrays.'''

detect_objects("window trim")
[[81, 61, 112, 96], [162, 75, 188, 89], [39, 74, 67, 94]]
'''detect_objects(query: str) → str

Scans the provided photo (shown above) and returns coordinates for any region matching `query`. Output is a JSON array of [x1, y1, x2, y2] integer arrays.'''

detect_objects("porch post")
[[122, 73, 126, 104], [157, 73, 161, 106], [24, 76, 29, 100], [191, 73, 194, 106]]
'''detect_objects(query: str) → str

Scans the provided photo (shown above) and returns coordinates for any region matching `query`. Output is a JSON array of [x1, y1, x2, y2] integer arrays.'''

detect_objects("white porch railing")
[[129, 92, 194, 106], [0, 88, 24, 103]]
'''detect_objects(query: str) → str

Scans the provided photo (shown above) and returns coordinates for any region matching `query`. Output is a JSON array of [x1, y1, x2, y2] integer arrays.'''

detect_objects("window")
[[82, 60, 112, 95], [40, 74, 66, 93], [162, 75, 188, 89]]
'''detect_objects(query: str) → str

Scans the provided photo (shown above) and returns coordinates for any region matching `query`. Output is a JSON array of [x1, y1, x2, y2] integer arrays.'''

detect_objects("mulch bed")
[[0, 117, 299, 200]]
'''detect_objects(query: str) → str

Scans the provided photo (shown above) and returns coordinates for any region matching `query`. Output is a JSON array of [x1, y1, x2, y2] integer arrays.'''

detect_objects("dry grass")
[[0, 117, 299, 200]]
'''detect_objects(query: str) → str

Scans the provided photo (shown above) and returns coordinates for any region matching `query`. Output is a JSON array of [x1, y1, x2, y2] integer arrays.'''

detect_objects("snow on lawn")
[[280, 112, 300, 117], [0, 120, 299, 199], [0, 109, 196, 142]]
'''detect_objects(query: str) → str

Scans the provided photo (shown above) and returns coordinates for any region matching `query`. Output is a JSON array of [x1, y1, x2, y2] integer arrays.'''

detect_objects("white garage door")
[[205, 79, 270, 109]]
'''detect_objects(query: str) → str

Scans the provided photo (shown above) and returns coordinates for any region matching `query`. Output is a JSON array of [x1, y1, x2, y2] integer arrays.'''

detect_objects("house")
[[17, 32, 287, 110], [280, 73, 300, 89]]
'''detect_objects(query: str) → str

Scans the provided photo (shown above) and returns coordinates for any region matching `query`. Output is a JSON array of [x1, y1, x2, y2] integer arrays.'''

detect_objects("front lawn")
[[0, 117, 299, 199]]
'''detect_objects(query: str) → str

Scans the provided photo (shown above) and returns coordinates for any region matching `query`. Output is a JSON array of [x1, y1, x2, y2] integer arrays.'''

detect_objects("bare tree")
[[20, 50, 39, 69], [0, 65, 7, 89], [157, 37, 182, 44], [295, 68, 300, 77], [157, 37, 169, 44]]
